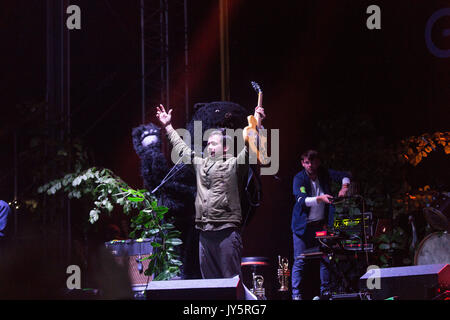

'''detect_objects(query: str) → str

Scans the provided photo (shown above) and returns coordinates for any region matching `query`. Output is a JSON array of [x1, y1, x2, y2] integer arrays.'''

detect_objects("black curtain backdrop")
[[0, 0, 448, 272]]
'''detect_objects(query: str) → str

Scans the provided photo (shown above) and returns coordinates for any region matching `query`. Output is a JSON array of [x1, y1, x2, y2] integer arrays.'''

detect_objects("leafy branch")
[[37, 167, 182, 280], [400, 131, 450, 166]]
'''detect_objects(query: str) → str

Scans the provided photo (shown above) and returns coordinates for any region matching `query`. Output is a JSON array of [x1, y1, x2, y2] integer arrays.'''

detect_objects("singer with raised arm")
[[156, 104, 266, 279], [290, 150, 351, 300]]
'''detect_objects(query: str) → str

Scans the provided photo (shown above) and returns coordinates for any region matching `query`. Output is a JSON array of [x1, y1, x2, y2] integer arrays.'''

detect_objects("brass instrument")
[[250, 272, 267, 300], [277, 255, 290, 291]]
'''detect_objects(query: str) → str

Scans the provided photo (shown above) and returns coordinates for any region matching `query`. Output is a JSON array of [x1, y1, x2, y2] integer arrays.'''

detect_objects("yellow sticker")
[[300, 186, 306, 193]]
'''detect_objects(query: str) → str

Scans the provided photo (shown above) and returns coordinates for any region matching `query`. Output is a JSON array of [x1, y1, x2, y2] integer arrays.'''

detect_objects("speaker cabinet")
[[136, 277, 245, 300], [360, 263, 450, 300]]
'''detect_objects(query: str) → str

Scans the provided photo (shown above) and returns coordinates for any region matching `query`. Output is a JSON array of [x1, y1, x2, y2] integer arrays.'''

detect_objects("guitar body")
[[243, 116, 269, 165], [243, 84, 269, 165]]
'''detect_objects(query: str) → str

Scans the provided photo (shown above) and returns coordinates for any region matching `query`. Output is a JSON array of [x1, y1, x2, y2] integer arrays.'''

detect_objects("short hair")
[[300, 149, 320, 162]]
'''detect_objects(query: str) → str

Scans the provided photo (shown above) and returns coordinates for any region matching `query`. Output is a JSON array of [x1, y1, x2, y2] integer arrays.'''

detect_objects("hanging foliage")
[[400, 131, 450, 166], [38, 167, 183, 280]]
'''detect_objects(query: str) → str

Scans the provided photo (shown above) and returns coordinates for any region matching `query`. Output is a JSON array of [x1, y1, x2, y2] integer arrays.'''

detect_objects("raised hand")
[[156, 104, 173, 127], [254, 106, 266, 121], [338, 186, 349, 198]]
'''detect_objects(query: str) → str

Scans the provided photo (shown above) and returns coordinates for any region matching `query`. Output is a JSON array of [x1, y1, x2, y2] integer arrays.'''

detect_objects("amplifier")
[[105, 239, 155, 287]]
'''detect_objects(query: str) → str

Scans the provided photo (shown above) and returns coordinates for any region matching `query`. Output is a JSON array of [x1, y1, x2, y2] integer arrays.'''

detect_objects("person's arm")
[[156, 104, 198, 165], [305, 194, 333, 206], [338, 177, 351, 197], [328, 169, 351, 197], [255, 106, 265, 129], [294, 176, 332, 206], [0, 200, 11, 237], [293, 175, 309, 208]]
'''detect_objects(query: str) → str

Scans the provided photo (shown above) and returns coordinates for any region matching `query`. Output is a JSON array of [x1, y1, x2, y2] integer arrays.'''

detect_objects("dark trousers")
[[177, 221, 201, 279], [292, 220, 330, 298], [199, 228, 242, 279]]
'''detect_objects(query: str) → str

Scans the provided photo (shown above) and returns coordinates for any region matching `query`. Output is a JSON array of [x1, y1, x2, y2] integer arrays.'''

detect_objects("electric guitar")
[[243, 81, 270, 165]]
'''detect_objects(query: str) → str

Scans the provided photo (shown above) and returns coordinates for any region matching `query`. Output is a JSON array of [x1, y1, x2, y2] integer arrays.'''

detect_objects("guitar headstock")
[[251, 81, 262, 94]]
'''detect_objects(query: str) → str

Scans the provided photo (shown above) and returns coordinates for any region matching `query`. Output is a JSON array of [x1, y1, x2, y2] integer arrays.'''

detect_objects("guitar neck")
[[257, 91, 263, 107]]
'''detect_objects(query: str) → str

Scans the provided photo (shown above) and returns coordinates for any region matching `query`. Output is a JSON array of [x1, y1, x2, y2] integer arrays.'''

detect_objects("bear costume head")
[[186, 101, 249, 147]]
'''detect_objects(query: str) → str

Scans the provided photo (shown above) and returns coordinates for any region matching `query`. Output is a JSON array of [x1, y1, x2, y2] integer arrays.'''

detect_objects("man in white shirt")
[[291, 150, 351, 300]]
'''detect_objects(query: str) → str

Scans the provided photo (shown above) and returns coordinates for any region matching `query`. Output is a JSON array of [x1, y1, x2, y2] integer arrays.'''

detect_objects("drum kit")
[[415, 192, 450, 265]]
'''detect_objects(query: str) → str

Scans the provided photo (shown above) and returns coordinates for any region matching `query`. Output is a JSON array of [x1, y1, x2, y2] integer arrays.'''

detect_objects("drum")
[[423, 193, 450, 232], [105, 238, 155, 287], [414, 232, 450, 265]]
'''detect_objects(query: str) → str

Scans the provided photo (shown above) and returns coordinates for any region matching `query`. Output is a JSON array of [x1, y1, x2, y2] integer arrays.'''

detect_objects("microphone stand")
[[151, 155, 186, 194], [148, 155, 188, 281]]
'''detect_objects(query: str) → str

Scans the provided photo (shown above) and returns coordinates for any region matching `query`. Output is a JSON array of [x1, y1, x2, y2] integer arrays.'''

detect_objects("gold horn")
[[277, 255, 290, 292], [250, 272, 267, 300]]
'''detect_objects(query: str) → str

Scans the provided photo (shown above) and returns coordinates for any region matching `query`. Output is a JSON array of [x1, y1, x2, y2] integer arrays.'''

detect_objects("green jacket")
[[167, 129, 253, 227]]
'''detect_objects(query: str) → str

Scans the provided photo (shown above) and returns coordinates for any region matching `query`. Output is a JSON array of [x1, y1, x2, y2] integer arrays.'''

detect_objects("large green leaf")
[[165, 238, 183, 246], [170, 259, 183, 266], [145, 228, 160, 236], [161, 223, 175, 230], [127, 197, 144, 202], [151, 242, 162, 248]]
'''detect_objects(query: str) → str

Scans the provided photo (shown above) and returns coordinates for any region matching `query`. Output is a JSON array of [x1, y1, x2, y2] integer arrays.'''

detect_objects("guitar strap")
[[240, 166, 262, 235]]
